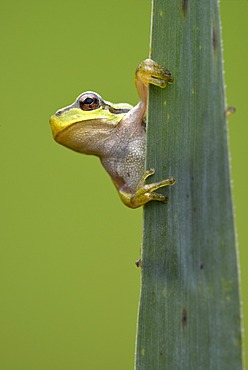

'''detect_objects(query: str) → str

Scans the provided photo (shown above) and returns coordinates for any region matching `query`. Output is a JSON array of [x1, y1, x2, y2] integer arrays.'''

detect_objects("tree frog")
[[50, 59, 175, 208]]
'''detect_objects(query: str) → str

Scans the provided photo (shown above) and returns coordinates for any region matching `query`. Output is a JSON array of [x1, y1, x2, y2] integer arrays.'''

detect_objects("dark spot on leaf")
[[182, 307, 187, 328], [182, 0, 188, 16], [200, 263, 204, 270], [160, 351, 163, 356], [212, 27, 217, 51], [225, 106, 236, 117], [135, 259, 142, 268]]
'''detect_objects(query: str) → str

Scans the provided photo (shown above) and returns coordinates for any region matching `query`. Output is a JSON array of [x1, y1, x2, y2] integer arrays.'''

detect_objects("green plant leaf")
[[135, 1, 243, 368]]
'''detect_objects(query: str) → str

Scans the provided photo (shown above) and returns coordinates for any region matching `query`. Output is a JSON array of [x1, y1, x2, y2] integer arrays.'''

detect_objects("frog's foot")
[[120, 168, 175, 209], [135, 59, 173, 89]]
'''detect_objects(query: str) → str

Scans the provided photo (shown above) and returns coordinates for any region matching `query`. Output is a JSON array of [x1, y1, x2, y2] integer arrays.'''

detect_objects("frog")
[[50, 59, 175, 208]]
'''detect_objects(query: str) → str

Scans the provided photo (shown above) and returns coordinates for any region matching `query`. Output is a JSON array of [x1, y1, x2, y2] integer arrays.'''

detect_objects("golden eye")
[[79, 93, 100, 111]]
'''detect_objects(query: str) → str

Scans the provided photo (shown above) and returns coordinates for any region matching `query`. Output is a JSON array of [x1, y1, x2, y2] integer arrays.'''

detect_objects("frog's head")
[[49, 91, 132, 154]]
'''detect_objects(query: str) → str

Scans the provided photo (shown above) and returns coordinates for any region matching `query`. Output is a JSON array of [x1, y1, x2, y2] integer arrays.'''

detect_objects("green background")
[[0, 1, 247, 369]]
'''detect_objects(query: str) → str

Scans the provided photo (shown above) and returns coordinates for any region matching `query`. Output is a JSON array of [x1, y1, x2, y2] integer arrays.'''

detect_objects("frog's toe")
[[168, 176, 176, 185], [146, 192, 169, 203], [150, 62, 173, 83]]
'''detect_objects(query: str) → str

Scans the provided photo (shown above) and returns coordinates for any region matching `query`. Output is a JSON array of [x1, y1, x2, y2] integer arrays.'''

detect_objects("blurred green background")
[[0, 1, 247, 369]]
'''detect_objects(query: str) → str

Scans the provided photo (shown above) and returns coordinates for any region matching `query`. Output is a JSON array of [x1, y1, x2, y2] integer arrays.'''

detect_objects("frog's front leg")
[[119, 169, 175, 209], [120, 59, 174, 129], [135, 59, 174, 103]]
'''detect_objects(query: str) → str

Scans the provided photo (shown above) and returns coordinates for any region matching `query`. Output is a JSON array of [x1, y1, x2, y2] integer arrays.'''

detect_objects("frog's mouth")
[[51, 118, 119, 156]]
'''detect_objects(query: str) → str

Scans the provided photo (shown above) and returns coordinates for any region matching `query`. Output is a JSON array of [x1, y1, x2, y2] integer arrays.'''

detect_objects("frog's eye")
[[79, 93, 100, 111]]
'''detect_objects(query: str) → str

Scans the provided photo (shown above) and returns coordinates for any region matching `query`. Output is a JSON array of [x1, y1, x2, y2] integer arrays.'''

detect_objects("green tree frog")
[[50, 59, 175, 208]]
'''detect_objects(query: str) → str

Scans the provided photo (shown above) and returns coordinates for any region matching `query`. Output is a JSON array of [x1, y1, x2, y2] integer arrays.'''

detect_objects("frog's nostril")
[[56, 110, 62, 116]]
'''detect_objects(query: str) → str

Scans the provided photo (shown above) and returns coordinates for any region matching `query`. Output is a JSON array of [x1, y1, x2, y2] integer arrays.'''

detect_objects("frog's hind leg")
[[133, 168, 175, 204], [119, 168, 175, 208]]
